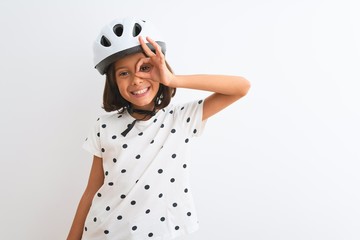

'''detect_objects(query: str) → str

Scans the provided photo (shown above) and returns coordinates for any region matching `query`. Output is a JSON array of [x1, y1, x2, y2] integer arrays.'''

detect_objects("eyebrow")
[[114, 66, 127, 72]]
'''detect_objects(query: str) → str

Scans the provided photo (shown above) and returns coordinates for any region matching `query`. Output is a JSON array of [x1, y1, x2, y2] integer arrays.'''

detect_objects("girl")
[[67, 17, 250, 240]]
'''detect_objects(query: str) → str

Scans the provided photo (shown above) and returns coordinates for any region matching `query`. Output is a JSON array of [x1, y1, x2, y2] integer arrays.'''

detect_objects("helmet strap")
[[121, 104, 157, 137]]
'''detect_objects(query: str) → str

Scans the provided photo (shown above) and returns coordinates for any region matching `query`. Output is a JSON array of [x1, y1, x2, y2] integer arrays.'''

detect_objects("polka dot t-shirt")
[[82, 99, 206, 240]]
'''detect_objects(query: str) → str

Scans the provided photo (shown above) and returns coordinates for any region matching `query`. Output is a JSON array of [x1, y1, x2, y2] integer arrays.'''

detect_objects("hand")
[[135, 36, 174, 87]]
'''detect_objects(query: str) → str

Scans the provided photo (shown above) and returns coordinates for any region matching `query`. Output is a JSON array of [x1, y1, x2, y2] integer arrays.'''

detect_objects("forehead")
[[114, 52, 146, 69]]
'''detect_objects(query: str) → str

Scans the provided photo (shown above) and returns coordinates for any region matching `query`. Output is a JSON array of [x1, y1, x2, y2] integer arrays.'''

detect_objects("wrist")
[[167, 74, 178, 88]]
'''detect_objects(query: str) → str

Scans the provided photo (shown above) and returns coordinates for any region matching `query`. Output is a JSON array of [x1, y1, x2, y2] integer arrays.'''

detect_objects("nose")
[[131, 75, 143, 86]]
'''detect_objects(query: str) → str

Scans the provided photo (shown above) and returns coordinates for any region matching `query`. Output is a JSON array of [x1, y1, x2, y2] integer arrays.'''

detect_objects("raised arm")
[[170, 74, 250, 120], [136, 36, 251, 120]]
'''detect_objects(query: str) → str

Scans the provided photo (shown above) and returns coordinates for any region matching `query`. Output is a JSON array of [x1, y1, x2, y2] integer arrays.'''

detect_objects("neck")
[[131, 112, 152, 120], [128, 106, 157, 120]]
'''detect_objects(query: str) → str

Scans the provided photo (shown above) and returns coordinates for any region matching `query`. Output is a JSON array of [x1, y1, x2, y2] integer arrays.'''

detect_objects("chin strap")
[[121, 107, 156, 137]]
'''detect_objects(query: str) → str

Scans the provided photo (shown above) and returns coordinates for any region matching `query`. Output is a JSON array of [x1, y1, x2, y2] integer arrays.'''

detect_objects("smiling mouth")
[[131, 87, 150, 95]]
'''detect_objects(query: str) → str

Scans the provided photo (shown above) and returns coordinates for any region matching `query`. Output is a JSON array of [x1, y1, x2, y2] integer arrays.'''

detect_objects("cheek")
[[152, 82, 160, 94], [116, 81, 127, 94]]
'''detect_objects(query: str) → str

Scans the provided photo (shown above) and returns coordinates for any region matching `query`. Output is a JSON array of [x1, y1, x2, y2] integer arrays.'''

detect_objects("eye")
[[139, 64, 151, 72], [117, 71, 129, 78]]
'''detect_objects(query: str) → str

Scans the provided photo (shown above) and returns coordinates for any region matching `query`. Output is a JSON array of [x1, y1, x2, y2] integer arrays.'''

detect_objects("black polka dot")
[[131, 200, 136, 205], [148, 232, 153, 237], [158, 169, 163, 174], [187, 212, 192, 216], [170, 178, 175, 183], [106, 206, 110, 211], [101, 148, 105, 152], [172, 154, 176, 159], [112, 135, 117, 139], [132, 226, 137, 231], [184, 188, 188, 193], [121, 169, 126, 173], [135, 154, 141, 159], [175, 226, 180, 230], [198, 100, 203, 104], [84, 227, 87, 231], [160, 124, 164, 128], [120, 194, 126, 199], [138, 132, 143, 136], [153, 118, 157, 123], [145, 209, 151, 214], [105, 171, 109, 176], [144, 185, 150, 190], [113, 158, 117, 163], [97, 193, 102, 197], [183, 164, 187, 168], [93, 217, 97, 222], [136, 179, 139, 184], [97, 118, 100, 121], [122, 144, 128, 149], [160, 217, 165, 222], [104, 230, 109, 234], [150, 140, 154, 144], [117, 215, 122, 220], [108, 182, 114, 186], [97, 132, 100, 137], [101, 124, 106, 128], [186, 117, 190, 123], [185, 138, 189, 143], [181, 106, 185, 110], [173, 203, 177, 207], [118, 114, 122, 118], [158, 193, 163, 198], [169, 110, 174, 114], [171, 129, 176, 133], [193, 129, 197, 134]]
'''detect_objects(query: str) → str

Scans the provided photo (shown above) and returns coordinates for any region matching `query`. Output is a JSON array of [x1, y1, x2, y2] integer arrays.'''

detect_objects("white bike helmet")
[[93, 17, 166, 75]]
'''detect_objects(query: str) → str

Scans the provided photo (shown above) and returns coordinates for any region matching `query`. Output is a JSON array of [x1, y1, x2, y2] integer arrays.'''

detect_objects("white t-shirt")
[[82, 99, 206, 240]]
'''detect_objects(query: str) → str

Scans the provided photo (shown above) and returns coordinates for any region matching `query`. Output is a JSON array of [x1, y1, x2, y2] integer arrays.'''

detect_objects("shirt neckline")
[[123, 107, 164, 126]]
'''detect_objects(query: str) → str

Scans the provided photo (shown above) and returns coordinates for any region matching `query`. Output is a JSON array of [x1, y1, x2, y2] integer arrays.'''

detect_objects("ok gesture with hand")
[[135, 36, 174, 87]]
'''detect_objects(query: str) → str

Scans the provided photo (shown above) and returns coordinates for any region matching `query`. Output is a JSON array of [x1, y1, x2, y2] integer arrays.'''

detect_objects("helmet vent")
[[132, 23, 142, 37], [100, 36, 111, 47], [113, 24, 124, 37]]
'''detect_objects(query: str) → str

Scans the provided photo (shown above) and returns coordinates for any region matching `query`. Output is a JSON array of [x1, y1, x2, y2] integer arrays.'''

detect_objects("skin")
[[114, 52, 160, 117], [135, 36, 250, 120], [67, 36, 250, 240]]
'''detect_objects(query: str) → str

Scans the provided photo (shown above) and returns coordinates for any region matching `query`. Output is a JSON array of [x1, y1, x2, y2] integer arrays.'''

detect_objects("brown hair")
[[102, 61, 176, 113]]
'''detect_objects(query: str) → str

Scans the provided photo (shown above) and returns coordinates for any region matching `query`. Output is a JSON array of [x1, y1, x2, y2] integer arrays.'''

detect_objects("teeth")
[[133, 88, 148, 95]]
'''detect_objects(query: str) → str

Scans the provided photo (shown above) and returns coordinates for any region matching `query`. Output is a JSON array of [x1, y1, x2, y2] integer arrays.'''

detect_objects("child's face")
[[114, 52, 160, 111]]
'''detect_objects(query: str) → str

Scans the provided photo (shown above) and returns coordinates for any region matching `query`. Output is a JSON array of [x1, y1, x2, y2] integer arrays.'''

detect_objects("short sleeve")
[[174, 99, 207, 137], [82, 117, 102, 158]]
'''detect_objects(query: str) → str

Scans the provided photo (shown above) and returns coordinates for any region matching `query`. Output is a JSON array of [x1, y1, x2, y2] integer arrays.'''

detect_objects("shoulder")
[[171, 99, 204, 115], [166, 99, 205, 131], [93, 111, 125, 129], [97, 111, 122, 121], [169, 99, 204, 111]]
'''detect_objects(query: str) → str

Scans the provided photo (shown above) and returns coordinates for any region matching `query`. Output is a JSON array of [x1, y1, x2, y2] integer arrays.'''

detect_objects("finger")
[[146, 36, 164, 57], [135, 57, 151, 73], [135, 71, 151, 79], [139, 36, 155, 57]]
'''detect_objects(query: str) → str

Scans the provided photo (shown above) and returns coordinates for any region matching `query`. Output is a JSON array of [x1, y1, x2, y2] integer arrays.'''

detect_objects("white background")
[[1, 0, 360, 239]]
